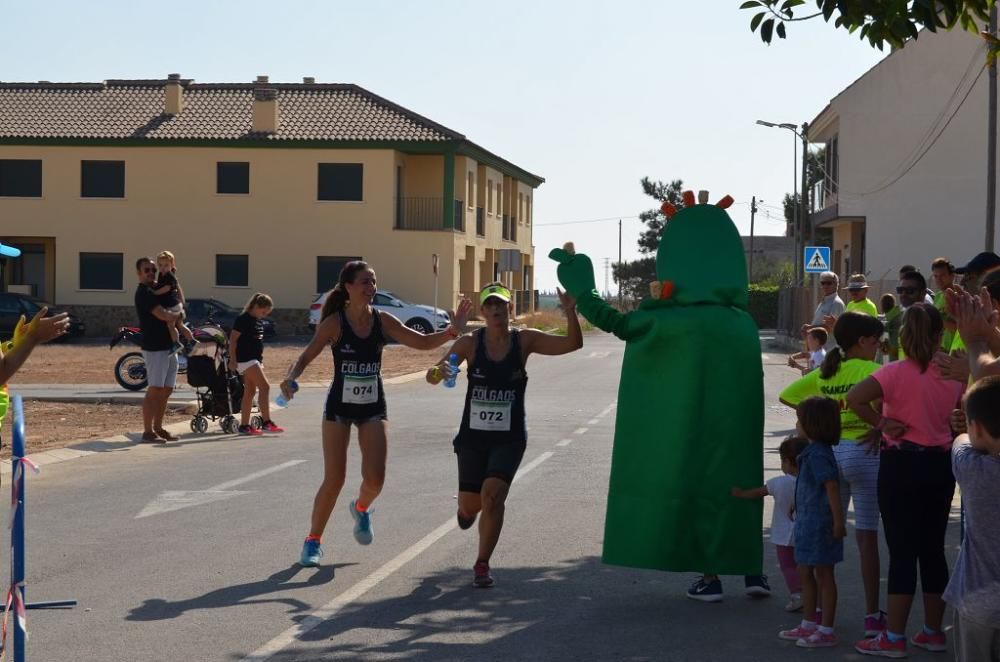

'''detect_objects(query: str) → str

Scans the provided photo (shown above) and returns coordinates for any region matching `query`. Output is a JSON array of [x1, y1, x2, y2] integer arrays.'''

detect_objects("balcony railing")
[[394, 197, 466, 232], [476, 207, 485, 236]]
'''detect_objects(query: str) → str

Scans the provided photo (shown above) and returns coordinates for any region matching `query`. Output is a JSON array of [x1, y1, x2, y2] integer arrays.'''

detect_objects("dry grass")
[[519, 311, 594, 336], [9, 340, 443, 386], [4, 340, 445, 456]]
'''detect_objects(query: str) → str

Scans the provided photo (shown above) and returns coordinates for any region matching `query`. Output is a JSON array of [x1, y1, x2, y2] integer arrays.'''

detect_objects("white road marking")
[[587, 351, 610, 358], [136, 460, 306, 519], [587, 419, 600, 425], [596, 402, 617, 419], [573, 427, 588, 435], [241, 451, 556, 661], [556, 438, 573, 447]]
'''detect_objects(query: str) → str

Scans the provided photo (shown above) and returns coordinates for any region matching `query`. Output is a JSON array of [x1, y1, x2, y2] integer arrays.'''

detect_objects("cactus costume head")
[[551, 191, 763, 574]]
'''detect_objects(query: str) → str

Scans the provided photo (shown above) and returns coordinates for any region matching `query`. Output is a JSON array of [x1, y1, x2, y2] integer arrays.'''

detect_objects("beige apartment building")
[[0, 75, 542, 334]]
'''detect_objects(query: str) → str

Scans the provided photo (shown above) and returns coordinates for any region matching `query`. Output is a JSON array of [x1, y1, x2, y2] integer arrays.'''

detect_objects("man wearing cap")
[[955, 252, 1000, 295], [844, 274, 878, 317], [0, 241, 72, 432], [801, 271, 844, 350]]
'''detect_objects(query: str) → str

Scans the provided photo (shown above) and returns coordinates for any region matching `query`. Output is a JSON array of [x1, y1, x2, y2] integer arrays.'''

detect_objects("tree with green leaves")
[[637, 177, 686, 253], [741, 0, 993, 49], [612, 177, 689, 307]]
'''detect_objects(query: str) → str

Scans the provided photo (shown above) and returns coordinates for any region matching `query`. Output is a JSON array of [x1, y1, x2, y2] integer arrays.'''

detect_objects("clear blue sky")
[[1, 0, 884, 292]]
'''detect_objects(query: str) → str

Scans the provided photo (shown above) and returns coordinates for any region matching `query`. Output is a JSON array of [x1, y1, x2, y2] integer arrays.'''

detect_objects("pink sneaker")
[[779, 624, 817, 641], [797, 631, 838, 648], [864, 611, 888, 637], [910, 629, 946, 652], [856, 631, 908, 658]]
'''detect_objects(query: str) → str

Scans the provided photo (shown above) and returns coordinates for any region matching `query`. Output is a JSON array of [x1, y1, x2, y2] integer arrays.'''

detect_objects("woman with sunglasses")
[[280, 261, 472, 567], [426, 282, 582, 588]]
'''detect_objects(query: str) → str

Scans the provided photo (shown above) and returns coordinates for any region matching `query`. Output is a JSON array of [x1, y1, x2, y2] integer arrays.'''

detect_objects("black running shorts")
[[455, 441, 527, 494]]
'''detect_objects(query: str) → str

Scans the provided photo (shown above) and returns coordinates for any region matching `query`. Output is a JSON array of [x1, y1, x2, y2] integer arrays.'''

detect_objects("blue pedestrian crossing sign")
[[804, 246, 831, 273]]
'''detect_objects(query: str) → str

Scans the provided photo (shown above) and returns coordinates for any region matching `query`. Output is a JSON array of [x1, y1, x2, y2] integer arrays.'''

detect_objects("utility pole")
[[618, 219, 623, 308], [988, 4, 998, 251], [603, 257, 610, 298], [800, 121, 811, 285], [749, 196, 758, 282]]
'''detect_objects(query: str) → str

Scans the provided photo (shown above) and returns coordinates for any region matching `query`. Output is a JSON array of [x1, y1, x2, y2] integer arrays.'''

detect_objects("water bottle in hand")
[[444, 354, 461, 388], [276, 380, 299, 407]]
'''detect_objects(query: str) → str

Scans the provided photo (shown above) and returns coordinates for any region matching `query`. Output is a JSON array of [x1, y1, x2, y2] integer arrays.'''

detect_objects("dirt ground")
[[5, 340, 443, 459]]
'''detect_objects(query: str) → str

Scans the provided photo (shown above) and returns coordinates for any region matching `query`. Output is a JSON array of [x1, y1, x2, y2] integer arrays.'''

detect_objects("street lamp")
[[756, 119, 809, 282]]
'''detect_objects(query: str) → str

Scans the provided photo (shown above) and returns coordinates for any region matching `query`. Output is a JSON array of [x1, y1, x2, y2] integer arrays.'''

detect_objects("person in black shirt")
[[279, 260, 472, 568], [134, 257, 182, 443], [152, 251, 195, 355], [426, 282, 582, 588], [228, 293, 282, 435]]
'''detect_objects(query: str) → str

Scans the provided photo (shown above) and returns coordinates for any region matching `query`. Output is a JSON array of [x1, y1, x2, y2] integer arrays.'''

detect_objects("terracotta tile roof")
[[0, 79, 463, 142]]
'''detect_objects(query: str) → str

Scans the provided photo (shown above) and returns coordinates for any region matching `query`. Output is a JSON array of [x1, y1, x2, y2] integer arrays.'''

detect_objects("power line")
[[847, 61, 986, 197], [852, 47, 984, 196], [535, 215, 640, 227]]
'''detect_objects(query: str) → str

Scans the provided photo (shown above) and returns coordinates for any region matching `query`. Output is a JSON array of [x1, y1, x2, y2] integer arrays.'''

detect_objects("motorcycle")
[[110, 326, 190, 391]]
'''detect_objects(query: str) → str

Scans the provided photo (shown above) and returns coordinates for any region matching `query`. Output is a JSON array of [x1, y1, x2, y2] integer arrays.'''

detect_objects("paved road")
[[5, 333, 958, 661]]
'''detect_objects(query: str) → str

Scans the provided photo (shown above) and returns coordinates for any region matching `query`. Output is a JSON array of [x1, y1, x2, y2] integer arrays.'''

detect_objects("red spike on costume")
[[660, 201, 677, 218], [659, 280, 675, 300], [716, 195, 734, 210], [682, 191, 696, 208]]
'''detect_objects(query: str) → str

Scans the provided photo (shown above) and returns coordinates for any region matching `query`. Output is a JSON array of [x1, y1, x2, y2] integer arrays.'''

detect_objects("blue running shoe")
[[299, 539, 323, 567], [744, 574, 771, 598], [350, 500, 374, 545], [686, 576, 723, 602]]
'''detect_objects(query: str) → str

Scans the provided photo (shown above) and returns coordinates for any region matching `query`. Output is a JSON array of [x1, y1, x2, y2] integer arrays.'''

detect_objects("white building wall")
[[826, 27, 994, 278]]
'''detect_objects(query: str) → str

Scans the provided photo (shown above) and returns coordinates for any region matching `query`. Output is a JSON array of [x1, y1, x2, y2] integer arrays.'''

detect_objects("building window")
[[526, 196, 532, 225], [0, 160, 42, 197], [518, 193, 524, 223], [487, 178, 493, 215], [216, 254, 249, 287], [467, 172, 474, 209], [81, 160, 125, 198], [217, 162, 250, 194], [316, 255, 362, 294], [496, 182, 502, 215], [79, 252, 123, 290], [318, 163, 363, 201]]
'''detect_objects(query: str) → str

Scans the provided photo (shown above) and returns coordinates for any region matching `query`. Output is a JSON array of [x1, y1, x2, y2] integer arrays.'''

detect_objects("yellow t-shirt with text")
[[846, 298, 878, 317], [779, 358, 881, 441]]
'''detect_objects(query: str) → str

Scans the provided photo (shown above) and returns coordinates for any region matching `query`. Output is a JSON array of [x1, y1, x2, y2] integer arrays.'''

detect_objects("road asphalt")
[[2, 333, 960, 661]]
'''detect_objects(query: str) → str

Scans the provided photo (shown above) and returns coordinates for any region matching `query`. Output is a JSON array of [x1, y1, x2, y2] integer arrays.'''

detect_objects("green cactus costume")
[[551, 196, 763, 575]]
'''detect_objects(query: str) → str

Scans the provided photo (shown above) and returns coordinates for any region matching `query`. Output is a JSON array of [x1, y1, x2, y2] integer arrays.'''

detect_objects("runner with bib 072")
[[427, 281, 583, 588]]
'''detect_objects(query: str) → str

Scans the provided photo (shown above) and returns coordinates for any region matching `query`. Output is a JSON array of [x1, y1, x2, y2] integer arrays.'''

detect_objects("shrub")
[[748, 284, 779, 328]]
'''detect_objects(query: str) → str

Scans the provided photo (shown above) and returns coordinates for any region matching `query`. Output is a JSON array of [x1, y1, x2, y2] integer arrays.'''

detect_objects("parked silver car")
[[308, 290, 449, 333]]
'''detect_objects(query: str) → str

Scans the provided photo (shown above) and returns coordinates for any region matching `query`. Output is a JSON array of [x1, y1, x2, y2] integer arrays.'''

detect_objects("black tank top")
[[328, 309, 387, 419], [455, 329, 528, 446]]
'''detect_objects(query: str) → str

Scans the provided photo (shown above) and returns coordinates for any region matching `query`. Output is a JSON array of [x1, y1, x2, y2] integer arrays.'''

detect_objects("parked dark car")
[[184, 298, 276, 340], [0, 292, 85, 340]]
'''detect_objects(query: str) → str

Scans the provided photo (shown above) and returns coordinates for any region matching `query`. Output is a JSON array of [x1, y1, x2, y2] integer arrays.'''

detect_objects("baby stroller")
[[186, 324, 262, 434]]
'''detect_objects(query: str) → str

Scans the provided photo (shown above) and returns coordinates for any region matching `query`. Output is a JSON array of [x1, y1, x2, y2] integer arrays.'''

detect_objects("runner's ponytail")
[[321, 261, 370, 321]]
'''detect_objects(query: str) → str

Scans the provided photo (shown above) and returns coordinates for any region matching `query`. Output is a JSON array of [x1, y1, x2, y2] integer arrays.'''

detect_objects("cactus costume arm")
[[548, 247, 652, 341], [552, 192, 764, 576]]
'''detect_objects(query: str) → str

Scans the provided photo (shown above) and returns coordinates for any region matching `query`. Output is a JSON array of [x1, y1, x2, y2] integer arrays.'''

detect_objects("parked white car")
[[308, 290, 451, 334]]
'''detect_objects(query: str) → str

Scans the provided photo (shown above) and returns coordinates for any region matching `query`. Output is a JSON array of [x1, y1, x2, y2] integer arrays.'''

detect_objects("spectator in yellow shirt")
[[843, 274, 878, 317]]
